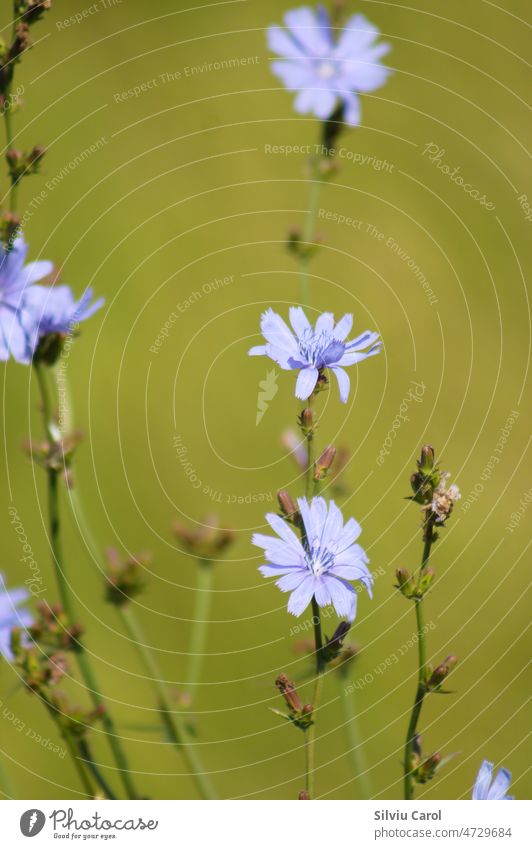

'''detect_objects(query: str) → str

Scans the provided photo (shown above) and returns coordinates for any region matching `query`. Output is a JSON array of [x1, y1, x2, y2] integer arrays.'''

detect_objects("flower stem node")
[[274, 673, 314, 730], [104, 548, 151, 607], [16, 1, 53, 25], [29, 600, 83, 652], [25, 430, 83, 485], [0, 211, 20, 246]]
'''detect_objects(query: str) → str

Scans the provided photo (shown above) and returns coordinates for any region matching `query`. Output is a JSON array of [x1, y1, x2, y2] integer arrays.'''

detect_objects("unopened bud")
[[298, 790, 310, 799], [277, 489, 299, 524], [395, 568, 416, 599], [427, 655, 457, 689], [298, 407, 313, 434], [314, 445, 336, 481], [418, 444, 435, 475]]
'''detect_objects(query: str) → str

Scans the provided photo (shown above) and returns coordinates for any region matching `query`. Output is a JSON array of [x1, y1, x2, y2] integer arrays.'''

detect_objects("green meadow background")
[[0, 0, 530, 800]]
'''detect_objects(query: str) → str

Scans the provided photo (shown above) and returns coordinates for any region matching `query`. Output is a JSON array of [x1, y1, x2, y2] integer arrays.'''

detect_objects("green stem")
[[305, 597, 325, 798], [184, 559, 213, 707], [77, 739, 117, 800], [304, 395, 315, 501], [42, 702, 95, 798], [403, 526, 434, 800], [33, 362, 139, 800], [299, 170, 323, 307], [119, 605, 217, 800], [338, 673, 372, 799]]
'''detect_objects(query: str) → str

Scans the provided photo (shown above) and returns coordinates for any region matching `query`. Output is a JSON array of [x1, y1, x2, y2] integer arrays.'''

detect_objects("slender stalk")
[[304, 394, 315, 500], [2, 17, 19, 215], [185, 558, 213, 706], [33, 362, 139, 800], [77, 739, 117, 800], [338, 674, 372, 799], [119, 605, 217, 800], [299, 168, 324, 307], [305, 597, 325, 798], [403, 527, 434, 800]]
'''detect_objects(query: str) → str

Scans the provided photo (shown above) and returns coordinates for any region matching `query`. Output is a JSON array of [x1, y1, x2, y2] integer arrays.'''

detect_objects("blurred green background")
[[0, 0, 530, 800]]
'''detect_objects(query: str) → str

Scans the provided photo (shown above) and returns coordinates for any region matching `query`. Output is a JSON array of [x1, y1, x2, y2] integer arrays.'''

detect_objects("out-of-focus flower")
[[472, 760, 514, 800], [249, 307, 381, 403], [0, 236, 52, 363], [253, 496, 372, 621], [0, 572, 32, 660], [268, 5, 391, 125], [173, 514, 235, 560], [28, 284, 103, 338]]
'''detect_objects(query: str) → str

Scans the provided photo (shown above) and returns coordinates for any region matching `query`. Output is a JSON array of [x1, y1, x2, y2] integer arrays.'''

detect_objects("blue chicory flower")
[[249, 307, 381, 403], [0, 572, 32, 660], [0, 236, 54, 364], [268, 5, 391, 125], [26, 284, 104, 337], [253, 496, 372, 621], [472, 760, 514, 800]]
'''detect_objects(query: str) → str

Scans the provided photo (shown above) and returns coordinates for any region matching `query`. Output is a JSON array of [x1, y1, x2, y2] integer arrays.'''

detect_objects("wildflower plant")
[[399, 445, 461, 799]]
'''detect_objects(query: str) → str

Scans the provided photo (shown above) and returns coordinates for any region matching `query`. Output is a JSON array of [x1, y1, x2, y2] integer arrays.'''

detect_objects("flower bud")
[[172, 515, 234, 560], [314, 445, 336, 481], [417, 567, 435, 596], [298, 790, 310, 800], [427, 655, 457, 689], [298, 407, 313, 434], [277, 489, 300, 524], [417, 444, 435, 475], [104, 548, 150, 606], [395, 568, 416, 599]]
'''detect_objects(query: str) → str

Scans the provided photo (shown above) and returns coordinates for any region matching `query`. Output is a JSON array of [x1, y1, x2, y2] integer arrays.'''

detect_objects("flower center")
[[307, 539, 335, 576], [297, 328, 344, 368], [317, 61, 336, 80]]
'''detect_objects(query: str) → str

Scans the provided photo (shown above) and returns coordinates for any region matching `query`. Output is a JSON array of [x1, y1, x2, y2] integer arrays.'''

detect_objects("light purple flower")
[[249, 307, 381, 403], [0, 572, 32, 660], [26, 284, 104, 337], [0, 236, 53, 364], [253, 496, 372, 622], [472, 760, 514, 800], [268, 5, 391, 125]]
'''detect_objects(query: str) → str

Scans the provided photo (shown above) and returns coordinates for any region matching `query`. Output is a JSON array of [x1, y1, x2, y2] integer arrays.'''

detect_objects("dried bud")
[[277, 490, 300, 525], [172, 515, 235, 560], [416, 752, 441, 784], [429, 473, 461, 525], [274, 674, 313, 730], [298, 790, 310, 800], [314, 445, 336, 481], [27, 144, 46, 170], [8, 23, 30, 63], [275, 673, 302, 714], [104, 548, 150, 606], [16, 1, 52, 24], [427, 655, 457, 690]]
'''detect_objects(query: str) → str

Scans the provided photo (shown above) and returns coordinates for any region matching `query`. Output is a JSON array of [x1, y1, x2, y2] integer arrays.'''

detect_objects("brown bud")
[[427, 655, 457, 689], [277, 489, 298, 522], [314, 445, 336, 481], [275, 673, 302, 714], [298, 790, 310, 799]]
